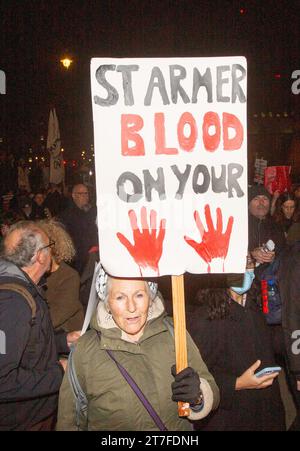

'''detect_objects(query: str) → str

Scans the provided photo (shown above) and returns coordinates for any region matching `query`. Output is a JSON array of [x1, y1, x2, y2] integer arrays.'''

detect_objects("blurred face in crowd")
[[249, 195, 270, 220], [107, 279, 151, 342], [282, 199, 295, 219], [34, 193, 45, 206], [294, 186, 300, 199], [72, 184, 89, 209]]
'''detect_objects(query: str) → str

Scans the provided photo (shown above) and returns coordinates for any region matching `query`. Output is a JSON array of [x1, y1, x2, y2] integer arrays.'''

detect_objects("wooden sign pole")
[[171, 274, 190, 417]]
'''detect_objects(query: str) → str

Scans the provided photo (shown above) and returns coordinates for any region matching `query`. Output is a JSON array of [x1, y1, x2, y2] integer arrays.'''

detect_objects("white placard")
[[91, 57, 248, 277]]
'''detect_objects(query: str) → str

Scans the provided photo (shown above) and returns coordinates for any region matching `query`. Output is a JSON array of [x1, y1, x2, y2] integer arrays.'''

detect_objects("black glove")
[[171, 365, 202, 405]]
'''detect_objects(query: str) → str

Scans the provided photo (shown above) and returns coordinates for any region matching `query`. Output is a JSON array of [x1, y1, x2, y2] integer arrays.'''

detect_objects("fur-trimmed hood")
[[90, 293, 166, 342]]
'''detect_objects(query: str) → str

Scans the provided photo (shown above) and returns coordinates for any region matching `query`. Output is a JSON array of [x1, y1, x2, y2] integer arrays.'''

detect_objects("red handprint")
[[184, 204, 234, 273], [117, 207, 166, 275]]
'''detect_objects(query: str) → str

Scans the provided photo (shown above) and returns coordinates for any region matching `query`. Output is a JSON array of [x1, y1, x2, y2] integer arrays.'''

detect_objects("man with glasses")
[[0, 221, 77, 430], [60, 184, 98, 275]]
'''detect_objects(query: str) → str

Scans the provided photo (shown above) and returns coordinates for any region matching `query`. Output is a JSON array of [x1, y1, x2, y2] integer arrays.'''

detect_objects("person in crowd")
[[29, 160, 44, 193], [17, 158, 31, 193], [187, 256, 285, 431], [31, 191, 51, 220], [0, 221, 79, 430], [0, 210, 19, 243], [278, 242, 300, 430], [272, 192, 299, 236], [59, 183, 98, 275], [44, 183, 69, 217], [17, 196, 34, 220], [248, 185, 286, 265], [292, 184, 300, 201], [270, 190, 281, 216], [56, 266, 219, 431], [283, 192, 300, 242], [1, 190, 18, 213], [0, 151, 17, 196], [38, 219, 84, 332]]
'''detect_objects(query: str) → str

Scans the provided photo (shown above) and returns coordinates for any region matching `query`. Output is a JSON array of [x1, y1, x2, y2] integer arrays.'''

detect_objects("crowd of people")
[[0, 157, 300, 431]]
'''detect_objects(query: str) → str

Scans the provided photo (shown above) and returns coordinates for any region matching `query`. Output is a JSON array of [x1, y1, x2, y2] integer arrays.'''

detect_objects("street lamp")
[[60, 57, 73, 70]]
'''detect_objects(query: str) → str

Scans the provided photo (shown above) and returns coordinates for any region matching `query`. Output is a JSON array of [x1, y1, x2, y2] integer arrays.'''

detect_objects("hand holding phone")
[[235, 360, 281, 391], [255, 366, 281, 378]]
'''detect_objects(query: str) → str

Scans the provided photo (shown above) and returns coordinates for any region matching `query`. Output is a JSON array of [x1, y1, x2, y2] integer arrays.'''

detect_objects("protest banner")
[[264, 165, 291, 195], [47, 108, 65, 185], [91, 57, 248, 277], [91, 57, 247, 415]]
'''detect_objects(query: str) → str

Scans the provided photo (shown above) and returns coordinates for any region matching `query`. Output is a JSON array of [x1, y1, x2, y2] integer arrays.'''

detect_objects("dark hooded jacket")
[[278, 242, 300, 379], [59, 202, 98, 274], [248, 214, 286, 255], [0, 259, 66, 430], [187, 293, 285, 431]]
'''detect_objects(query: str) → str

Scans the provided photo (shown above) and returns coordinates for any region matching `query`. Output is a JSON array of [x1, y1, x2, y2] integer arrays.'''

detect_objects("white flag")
[[47, 108, 64, 184]]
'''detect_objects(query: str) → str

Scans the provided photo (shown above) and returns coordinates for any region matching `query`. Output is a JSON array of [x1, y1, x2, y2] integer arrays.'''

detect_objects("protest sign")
[[264, 165, 291, 195], [91, 57, 248, 277]]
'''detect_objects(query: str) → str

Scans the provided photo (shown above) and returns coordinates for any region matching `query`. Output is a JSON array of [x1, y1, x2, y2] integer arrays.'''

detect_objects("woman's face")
[[108, 279, 151, 341], [282, 200, 295, 219]]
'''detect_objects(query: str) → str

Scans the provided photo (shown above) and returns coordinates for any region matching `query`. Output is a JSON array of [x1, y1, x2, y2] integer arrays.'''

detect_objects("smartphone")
[[262, 239, 275, 253], [255, 366, 281, 378]]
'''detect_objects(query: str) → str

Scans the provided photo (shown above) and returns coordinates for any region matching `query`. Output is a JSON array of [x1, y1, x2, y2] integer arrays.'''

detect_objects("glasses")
[[39, 240, 55, 252]]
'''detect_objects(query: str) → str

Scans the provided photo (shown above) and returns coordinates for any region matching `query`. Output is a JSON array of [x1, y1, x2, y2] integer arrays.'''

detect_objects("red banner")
[[264, 166, 291, 195]]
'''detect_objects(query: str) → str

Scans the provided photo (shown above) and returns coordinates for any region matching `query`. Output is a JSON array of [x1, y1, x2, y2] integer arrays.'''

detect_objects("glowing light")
[[274, 73, 281, 79], [60, 58, 73, 69]]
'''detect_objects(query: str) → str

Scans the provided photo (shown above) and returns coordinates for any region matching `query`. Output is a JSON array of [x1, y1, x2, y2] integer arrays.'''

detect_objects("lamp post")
[[60, 57, 73, 70]]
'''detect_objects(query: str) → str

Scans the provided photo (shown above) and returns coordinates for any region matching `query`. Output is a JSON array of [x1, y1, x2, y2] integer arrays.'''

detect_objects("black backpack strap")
[[0, 283, 36, 324]]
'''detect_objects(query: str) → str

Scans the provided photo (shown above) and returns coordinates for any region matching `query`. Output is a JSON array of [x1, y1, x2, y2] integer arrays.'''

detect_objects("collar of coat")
[[0, 258, 47, 301]]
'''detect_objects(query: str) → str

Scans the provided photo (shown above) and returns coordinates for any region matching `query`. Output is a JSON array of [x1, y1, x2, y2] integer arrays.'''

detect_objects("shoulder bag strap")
[[0, 283, 36, 323], [105, 348, 168, 431]]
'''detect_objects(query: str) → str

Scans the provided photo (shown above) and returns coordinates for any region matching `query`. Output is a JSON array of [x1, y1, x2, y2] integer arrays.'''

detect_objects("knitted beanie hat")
[[248, 184, 271, 204]]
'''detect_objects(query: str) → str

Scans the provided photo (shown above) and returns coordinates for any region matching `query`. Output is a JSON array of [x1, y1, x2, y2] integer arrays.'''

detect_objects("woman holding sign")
[[56, 265, 219, 431]]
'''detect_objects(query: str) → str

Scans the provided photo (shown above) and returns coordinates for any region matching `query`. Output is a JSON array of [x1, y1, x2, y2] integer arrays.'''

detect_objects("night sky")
[[0, 0, 299, 159]]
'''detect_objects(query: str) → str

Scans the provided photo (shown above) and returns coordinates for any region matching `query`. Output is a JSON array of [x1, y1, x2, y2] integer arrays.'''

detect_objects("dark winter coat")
[[186, 296, 285, 431], [278, 241, 300, 379], [248, 214, 286, 254], [0, 259, 67, 430], [57, 296, 220, 431], [59, 202, 98, 274]]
